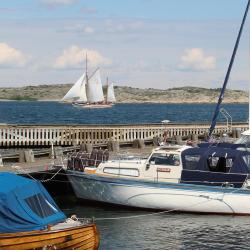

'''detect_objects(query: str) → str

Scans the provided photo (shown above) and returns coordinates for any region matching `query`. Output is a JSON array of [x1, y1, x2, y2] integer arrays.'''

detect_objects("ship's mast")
[[106, 76, 109, 103], [249, 42, 250, 130], [208, 0, 250, 137], [85, 53, 88, 85]]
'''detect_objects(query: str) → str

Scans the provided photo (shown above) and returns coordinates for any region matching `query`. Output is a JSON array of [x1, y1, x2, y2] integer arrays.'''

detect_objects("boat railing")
[[67, 149, 109, 171]]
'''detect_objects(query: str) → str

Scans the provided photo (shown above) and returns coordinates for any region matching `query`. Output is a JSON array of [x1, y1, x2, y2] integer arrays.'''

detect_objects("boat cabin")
[[181, 143, 250, 188], [95, 145, 191, 182]]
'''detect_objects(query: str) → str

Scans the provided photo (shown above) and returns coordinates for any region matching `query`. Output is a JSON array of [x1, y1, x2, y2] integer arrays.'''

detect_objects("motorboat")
[[66, 143, 250, 215], [0, 172, 99, 249]]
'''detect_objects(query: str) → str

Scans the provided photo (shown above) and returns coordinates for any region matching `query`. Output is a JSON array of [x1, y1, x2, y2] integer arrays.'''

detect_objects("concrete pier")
[[0, 122, 247, 147]]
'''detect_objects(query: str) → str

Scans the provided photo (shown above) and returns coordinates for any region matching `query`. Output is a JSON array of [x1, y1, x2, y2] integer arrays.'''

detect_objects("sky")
[[0, 0, 249, 90]]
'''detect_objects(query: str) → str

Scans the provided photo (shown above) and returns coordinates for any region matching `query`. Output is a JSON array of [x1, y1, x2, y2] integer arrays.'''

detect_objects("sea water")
[[0, 102, 247, 124], [61, 200, 250, 250]]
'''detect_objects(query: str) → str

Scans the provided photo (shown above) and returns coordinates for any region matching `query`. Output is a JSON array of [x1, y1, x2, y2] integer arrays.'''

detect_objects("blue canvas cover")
[[180, 143, 250, 187], [181, 145, 250, 173], [0, 172, 66, 233]]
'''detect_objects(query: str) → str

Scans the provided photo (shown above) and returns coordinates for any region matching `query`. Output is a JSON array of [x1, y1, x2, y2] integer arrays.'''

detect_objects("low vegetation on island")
[[0, 84, 247, 103]]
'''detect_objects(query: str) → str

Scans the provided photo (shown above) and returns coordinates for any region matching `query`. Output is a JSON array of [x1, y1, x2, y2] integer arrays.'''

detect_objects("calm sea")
[[60, 200, 250, 250], [0, 101, 247, 124]]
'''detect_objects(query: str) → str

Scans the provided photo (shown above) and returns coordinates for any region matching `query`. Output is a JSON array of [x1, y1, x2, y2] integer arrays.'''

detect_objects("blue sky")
[[0, 0, 249, 90]]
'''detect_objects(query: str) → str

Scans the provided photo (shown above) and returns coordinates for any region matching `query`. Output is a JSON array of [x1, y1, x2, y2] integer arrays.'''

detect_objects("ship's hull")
[[73, 103, 113, 109], [0, 222, 99, 250], [67, 170, 250, 215]]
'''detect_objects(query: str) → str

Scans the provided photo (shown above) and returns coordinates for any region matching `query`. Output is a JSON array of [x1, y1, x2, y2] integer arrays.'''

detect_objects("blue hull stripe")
[[67, 170, 250, 195]]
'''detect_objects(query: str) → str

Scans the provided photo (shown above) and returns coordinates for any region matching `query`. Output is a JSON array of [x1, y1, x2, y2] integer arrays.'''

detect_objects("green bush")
[[9, 95, 37, 101]]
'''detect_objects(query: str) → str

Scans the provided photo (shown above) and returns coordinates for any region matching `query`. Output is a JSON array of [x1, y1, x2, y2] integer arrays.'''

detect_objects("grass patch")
[[8, 95, 37, 101]]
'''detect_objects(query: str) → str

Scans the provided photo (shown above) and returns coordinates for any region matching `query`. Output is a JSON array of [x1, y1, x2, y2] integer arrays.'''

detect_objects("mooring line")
[[11, 164, 64, 183], [77, 188, 240, 221]]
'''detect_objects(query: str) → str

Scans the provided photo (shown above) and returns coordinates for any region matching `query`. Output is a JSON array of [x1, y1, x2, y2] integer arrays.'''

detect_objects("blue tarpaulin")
[[0, 172, 66, 233]]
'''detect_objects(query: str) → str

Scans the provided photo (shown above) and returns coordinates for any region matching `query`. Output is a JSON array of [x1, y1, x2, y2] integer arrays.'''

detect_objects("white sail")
[[62, 73, 86, 102], [107, 83, 116, 103], [77, 80, 87, 103], [87, 69, 104, 103]]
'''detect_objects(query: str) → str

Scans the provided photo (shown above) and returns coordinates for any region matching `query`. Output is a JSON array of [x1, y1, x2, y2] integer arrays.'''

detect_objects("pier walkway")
[[0, 123, 247, 147]]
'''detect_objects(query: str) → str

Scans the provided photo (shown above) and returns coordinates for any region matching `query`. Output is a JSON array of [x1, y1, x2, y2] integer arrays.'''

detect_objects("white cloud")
[[83, 26, 95, 34], [53, 46, 111, 69], [178, 48, 216, 71], [40, 0, 77, 7], [0, 43, 28, 67]]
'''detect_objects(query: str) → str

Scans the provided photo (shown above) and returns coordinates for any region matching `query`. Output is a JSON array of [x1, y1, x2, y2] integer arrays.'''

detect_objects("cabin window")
[[149, 153, 180, 166], [207, 156, 233, 173], [103, 167, 139, 177], [243, 155, 250, 171], [184, 155, 200, 170], [25, 193, 58, 218]]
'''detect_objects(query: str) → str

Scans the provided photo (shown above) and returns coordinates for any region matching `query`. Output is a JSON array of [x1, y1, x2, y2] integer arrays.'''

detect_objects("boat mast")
[[106, 76, 109, 103], [249, 41, 250, 130], [85, 53, 88, 85], [208, 0, 250, 137]]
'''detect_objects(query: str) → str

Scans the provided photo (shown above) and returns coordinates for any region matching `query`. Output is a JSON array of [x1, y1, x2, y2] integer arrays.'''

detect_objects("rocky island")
[[0, 84, 247, 103]]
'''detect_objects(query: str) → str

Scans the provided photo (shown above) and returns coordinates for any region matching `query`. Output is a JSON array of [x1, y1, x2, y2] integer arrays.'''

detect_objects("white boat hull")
[[67, 171, 250, 215]]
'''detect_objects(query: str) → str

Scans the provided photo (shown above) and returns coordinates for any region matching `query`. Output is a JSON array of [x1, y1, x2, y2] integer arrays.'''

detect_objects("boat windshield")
[[149, 153, 180, 166], [25, 193, 59, 218]]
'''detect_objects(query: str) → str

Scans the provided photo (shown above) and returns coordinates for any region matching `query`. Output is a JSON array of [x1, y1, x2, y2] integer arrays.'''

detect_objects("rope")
[[40, 167, 63, 183], [11, 164, 64, 183], [11, 165, 38, 181], [76, 187, 240, 221]]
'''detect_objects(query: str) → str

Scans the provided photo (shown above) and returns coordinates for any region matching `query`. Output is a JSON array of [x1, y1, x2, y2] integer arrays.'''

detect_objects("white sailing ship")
[[62, 55, 116, 108]]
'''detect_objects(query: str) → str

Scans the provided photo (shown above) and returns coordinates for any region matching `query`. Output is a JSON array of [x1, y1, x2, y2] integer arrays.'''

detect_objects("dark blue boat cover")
[[181, 145, 250, 173], [181, 143, 250, 187], [0, 172, 66, 233]]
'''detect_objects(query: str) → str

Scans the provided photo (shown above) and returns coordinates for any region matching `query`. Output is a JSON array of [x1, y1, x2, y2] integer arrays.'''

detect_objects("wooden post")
[[232, 128, 237, 138], [0, 155, 3, 167], [153, 137, 160, 146], [138, 139, 145, 149], [19, 150, 25, 163], [191, 134, 198, 142], [79, 143, 86, 152], [24, 150, 35, 163], [54, 147, 64, 159], [236, 128, 241, 138], [107, 141, 119, 151], [112, 141, 120, 151], [86, 143, 93, 153], [175, 135, 183, 145]]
